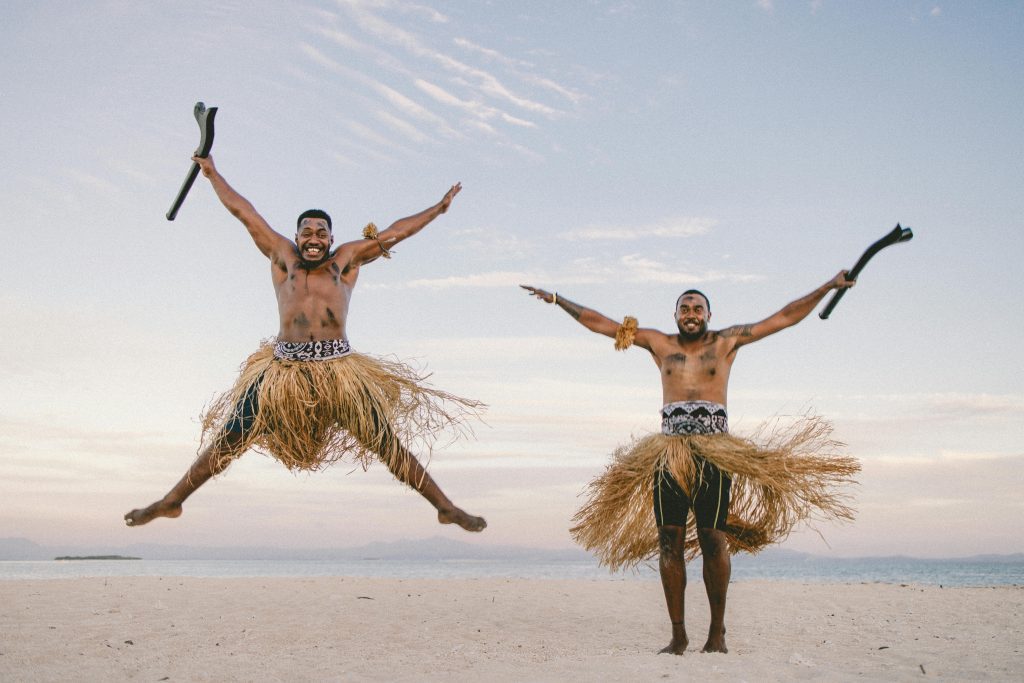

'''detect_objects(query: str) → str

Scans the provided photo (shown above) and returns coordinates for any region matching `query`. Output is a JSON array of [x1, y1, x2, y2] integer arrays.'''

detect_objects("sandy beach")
[[1, 577, 1020, 681]]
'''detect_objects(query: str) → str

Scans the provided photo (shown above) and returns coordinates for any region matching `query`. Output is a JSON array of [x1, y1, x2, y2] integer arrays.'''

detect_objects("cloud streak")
[[562, 216, 717, 241], [320, 0, 582, 153], [299, 42, 458, 137]]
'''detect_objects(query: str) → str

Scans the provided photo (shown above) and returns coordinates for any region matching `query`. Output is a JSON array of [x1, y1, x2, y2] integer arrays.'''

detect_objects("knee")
[[658, 525, 687, 562], [696, 528, 729, 558]]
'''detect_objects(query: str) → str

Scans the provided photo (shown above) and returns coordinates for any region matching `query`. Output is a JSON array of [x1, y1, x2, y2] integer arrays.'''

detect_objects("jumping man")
[[125, 154, 486, 533]]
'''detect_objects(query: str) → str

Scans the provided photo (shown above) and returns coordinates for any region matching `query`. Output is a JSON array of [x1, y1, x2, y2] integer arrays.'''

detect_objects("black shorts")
[[653, 456, 731, 530], [224, 373, 264, 435], [222, 370, 393, 447]]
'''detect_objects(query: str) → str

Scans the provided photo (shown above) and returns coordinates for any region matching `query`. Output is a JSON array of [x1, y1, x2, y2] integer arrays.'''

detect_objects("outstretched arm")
[[520, 285, 657, 351], [347, 183, 462, 265], [724, 271, 854, 348], [193, 155, 290, 259]]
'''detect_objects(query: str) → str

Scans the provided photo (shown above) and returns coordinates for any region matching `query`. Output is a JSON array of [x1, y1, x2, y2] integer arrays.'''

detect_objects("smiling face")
[[675, 292, 711, 340], [295, 217, 333, 266]]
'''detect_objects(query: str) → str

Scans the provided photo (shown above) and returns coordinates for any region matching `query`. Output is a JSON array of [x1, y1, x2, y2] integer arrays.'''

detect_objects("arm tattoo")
[[556, 297, 583, 320], [722, 324, 754, 338]]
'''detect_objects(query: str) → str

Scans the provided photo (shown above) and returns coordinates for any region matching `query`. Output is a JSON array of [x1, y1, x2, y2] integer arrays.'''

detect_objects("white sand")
[[1, 577, 1021, 681]]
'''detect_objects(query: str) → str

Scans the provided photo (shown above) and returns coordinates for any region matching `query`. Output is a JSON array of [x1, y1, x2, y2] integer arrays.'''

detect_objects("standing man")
[[125, 154, 486, 533], [522, 274, 859, 654]]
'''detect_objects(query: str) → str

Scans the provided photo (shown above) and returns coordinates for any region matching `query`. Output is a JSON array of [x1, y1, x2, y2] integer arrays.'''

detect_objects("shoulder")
[[635, 327, 675, 351], [269, 241, 299, 272], [329, 241, 365, 272], [707, 326, 749, 354]]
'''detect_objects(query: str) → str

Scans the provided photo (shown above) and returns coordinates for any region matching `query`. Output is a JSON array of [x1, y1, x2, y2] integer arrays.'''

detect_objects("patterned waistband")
[[273, 339, 352, 361], [661, 400, 728, 435]]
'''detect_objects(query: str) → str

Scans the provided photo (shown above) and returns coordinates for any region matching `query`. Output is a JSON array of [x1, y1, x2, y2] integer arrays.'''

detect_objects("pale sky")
[[1, 1, 1021, 559]]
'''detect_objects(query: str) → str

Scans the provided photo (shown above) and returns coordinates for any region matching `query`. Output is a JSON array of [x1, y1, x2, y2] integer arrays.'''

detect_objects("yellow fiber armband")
[[362, 222, 392, 258], [614, 316, 638, 351]]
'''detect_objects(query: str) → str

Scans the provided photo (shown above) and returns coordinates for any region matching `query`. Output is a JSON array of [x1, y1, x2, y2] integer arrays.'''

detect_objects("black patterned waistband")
[[661, 400, 728, 435], [273, 339, 352, 361]]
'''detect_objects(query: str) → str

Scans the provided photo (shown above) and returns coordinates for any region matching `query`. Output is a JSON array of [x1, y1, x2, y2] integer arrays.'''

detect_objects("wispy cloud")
[[328, 127, 401, 165], [448, 226, 531, 259], [453, 37, 533, 69], [843, 392, 1024, 422], [520, 73, 585, 105], [404, 2, 449, 23], [404, 270, 538, 289], [414, 78, 534, 128], [305, 1, 586, 163], [374, 110, 430, 143], [562, 216, 717, 241], [617, 254, 761, 285], [336, 0, 570, 120], [341, 117, 415, 156], [374, 251, 759, 290], [299, 42, 460, 139]]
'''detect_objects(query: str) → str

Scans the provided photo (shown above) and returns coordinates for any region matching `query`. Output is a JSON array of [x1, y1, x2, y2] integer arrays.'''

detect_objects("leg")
[[385, 442, 486, 532], [126, 370, 264, 527], [366, 408, 485, 532], [657, 525, 689, 655], [654, 468, 691, 654], [697, 527, 730, 653], [124, 431, 243, 526], [689, 456, 731, 653]]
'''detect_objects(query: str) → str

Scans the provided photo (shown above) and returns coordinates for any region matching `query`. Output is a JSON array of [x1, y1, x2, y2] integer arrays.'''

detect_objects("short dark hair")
[[296, 209, 332, 232], [676, 289, 711, 313]]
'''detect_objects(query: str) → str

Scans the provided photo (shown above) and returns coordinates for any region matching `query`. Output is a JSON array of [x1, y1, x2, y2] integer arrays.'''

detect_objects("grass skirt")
[[200, 343, 483, 477], [570, 415, 860, 571]]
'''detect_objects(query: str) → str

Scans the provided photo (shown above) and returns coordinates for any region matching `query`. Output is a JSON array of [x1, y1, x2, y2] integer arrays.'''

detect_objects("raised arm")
[[346, 183, 462, 265], [723, 271, 854, 348], [520, 285, 660, 352], [193, 155, 290, 259]]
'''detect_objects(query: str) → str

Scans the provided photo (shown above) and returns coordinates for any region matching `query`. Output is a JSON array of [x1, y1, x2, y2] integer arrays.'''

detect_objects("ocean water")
[[1, 556, 1022, 586]]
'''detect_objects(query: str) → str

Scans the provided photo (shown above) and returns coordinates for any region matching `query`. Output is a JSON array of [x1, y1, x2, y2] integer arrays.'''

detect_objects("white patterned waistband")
[[660, 400, 729, 435], [273, 339, 352, 361]]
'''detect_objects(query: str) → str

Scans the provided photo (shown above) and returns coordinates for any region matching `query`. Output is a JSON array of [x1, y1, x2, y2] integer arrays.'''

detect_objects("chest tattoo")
[[664, 353, 687, 375]]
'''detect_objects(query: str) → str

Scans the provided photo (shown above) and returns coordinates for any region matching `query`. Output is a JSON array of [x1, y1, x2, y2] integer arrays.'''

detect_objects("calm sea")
[[1, 556, 1021, 586]]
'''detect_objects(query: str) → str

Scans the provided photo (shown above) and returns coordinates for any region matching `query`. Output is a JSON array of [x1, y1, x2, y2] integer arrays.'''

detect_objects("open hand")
[[520, 284, 555, 304], [439, 182, 462, 213]]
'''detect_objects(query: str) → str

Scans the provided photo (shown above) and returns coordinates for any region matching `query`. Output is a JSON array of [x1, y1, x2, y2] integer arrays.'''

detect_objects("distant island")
[[54, 555, 141, 561]]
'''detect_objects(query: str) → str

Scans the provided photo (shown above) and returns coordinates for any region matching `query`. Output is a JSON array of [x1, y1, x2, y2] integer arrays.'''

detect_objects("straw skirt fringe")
[[570, 415, 860, 571], [200, 344, 483, 477]]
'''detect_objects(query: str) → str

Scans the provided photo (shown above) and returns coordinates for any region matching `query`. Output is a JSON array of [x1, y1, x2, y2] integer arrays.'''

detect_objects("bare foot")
[[702, 628, 727, 653], [659, 623, 688, 655], [438, 507, 487, 532], [124, 500, 182, 527]]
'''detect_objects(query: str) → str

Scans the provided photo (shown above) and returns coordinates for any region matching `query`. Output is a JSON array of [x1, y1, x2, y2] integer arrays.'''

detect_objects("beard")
[[295, 244, 332, 270], [676, 320, 707, 341]]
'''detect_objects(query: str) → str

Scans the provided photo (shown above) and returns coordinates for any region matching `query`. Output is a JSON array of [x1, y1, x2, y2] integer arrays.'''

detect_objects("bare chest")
[[660, 348, 725, 383], [656, 341, 734, 404], [277, 261, 350, 299], [273, 260, 355, 341]]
